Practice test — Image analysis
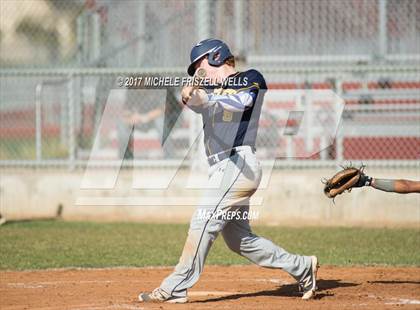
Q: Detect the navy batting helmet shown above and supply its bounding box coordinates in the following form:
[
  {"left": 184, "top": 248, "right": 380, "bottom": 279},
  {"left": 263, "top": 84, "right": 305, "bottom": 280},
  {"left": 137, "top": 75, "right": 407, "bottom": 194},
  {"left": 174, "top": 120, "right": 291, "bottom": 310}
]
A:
[{"left": 187, "top": 38, "right": 233, "bottom": 76}]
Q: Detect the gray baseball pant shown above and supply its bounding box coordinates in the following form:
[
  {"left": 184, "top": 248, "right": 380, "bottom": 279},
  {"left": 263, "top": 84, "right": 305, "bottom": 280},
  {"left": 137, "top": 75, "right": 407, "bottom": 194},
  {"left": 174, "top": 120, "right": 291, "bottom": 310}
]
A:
[{"left": 159, "top": 146, "right": 311, "bottom": 297}]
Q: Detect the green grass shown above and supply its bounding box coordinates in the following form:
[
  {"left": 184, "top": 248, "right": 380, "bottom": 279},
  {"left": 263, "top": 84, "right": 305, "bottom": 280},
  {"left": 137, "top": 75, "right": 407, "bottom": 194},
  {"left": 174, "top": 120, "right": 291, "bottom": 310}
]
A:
[
  {"left": 0, "top": 220, "right": 419, "bottom": 270},
  {"left": 0, "top": 137, "right": 69, "bottom": 160}
]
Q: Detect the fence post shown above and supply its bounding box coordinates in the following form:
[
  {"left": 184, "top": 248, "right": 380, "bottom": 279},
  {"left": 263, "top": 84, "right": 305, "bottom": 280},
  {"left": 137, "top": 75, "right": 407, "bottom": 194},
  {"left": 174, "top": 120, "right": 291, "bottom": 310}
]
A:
[
  {"left": 196, "top": 0, "right": 211, "bottom": 40},
  {"left": 35, "top": 83, "right": 43, "bottom": 164},
  {"left": 193, "top": 0, "right": 211, "bottom": 170},
  {"left": 378, "top": 0, "right": 388, "bottom": 59},
  {"left": 335, "top": 77, "right": 344, "bottom": 165},
  {"left": 234, "top": 0, "right": 244, "bottom": 55},
  {"left": 68, "top": 74, "right": 76, "bottom": 170},
  {"left": 76, "top": 13, "right": 84, "bottom": 65}
]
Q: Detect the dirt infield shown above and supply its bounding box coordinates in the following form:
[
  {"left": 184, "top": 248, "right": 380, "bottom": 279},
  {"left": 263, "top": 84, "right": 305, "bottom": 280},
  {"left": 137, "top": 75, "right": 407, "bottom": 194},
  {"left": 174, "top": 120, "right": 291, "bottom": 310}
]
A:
[{"left": 1, "top": 265, "right": 419, "bottom": 310}]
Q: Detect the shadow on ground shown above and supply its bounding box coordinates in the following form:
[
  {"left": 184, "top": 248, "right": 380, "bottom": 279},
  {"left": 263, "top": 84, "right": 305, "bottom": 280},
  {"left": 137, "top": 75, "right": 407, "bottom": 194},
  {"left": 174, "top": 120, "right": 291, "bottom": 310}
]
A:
[
  {"left": 194, "top": 279, "right": 359, "bottom": 303},
  {"left": 368, "top": 280, "right": 420, "bottom": 285}
]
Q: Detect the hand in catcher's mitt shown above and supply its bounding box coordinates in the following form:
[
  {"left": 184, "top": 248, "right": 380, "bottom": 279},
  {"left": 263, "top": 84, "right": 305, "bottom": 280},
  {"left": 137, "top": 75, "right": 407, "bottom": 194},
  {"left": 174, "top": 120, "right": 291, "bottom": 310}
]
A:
[{"left": 323, "top": 166, "right": 372, "bottom": 199}]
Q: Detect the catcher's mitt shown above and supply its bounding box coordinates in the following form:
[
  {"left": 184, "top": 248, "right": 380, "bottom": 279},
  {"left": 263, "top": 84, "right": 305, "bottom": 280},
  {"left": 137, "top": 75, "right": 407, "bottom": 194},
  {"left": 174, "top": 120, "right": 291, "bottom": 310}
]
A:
[{"left": 323, "top": 166, "right": 370, "bottom": 199}]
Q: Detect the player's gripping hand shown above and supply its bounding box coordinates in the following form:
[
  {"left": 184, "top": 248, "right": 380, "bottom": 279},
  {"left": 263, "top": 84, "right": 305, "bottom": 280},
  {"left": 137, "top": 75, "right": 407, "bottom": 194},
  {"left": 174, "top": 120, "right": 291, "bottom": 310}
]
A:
[
  {"left": 181, "top": 85, "right": 194, "bottom": 104},
  {"left": 182, "top": 68, "right": 207, "bottom": 105},
  {"left": 182, "top": 87, "right": 209, "bottom": 108},
  {"left": 188, "top": 89, "right": 209, "bottom": 107}
]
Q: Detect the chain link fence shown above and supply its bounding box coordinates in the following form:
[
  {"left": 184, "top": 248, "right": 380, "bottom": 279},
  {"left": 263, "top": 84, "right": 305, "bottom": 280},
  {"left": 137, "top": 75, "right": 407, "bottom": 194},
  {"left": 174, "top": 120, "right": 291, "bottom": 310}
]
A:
[{"left": 1, "top": 0, "right": 419, "bottom": 169}]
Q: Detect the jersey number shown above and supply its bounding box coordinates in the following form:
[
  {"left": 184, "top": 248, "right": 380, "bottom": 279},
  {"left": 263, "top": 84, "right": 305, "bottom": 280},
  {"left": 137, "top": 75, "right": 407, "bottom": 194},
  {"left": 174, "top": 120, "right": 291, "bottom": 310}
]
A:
[{"left": 223, "top": 110, "right": 233, "bottom": 122}]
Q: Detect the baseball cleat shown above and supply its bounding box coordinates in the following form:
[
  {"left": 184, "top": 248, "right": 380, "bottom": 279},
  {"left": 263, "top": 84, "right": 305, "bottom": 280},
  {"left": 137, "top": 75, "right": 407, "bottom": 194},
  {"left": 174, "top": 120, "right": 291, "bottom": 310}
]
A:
[
  {"left": 299, "top": 255, "right": 319, "bottom": 300},
  {"left": 138, "top": 288, "right": 188, "bottom": 303}
]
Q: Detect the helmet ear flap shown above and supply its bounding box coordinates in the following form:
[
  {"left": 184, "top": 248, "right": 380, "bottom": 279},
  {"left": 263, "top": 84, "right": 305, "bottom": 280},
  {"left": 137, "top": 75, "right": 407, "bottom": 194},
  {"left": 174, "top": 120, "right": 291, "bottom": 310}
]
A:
[{"left": 208, "top": 51, "right": 223, "bottom": 67}]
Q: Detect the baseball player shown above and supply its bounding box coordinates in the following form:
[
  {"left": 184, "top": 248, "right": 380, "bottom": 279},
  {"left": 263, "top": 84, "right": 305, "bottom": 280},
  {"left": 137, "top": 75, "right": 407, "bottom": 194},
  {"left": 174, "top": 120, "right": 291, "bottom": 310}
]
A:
[{"left": 138, "top": 38, "right": 318, "bottom": 303}]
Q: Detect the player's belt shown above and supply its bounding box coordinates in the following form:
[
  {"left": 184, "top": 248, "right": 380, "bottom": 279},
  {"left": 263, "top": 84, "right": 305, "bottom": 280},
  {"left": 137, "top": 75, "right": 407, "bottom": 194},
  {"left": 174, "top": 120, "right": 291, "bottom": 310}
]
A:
[{"left": 207, "top": 145, "right": 255, "bottom": 166}]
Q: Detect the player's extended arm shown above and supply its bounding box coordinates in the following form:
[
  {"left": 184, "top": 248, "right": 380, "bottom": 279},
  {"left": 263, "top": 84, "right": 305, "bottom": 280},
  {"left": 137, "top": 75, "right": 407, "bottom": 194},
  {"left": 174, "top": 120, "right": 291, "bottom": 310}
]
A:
[
  {"left": 354, "top": 174, "right": 420, "bottom": 194},
  {"left": 184, "top": 88, "right": 256, "bottom": 112},
  {"left": 207, "top": 91, "right": 256, "bottom": 112},
  {"left": 371, "top": 178, "right": 420, "bottom": 194}
]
